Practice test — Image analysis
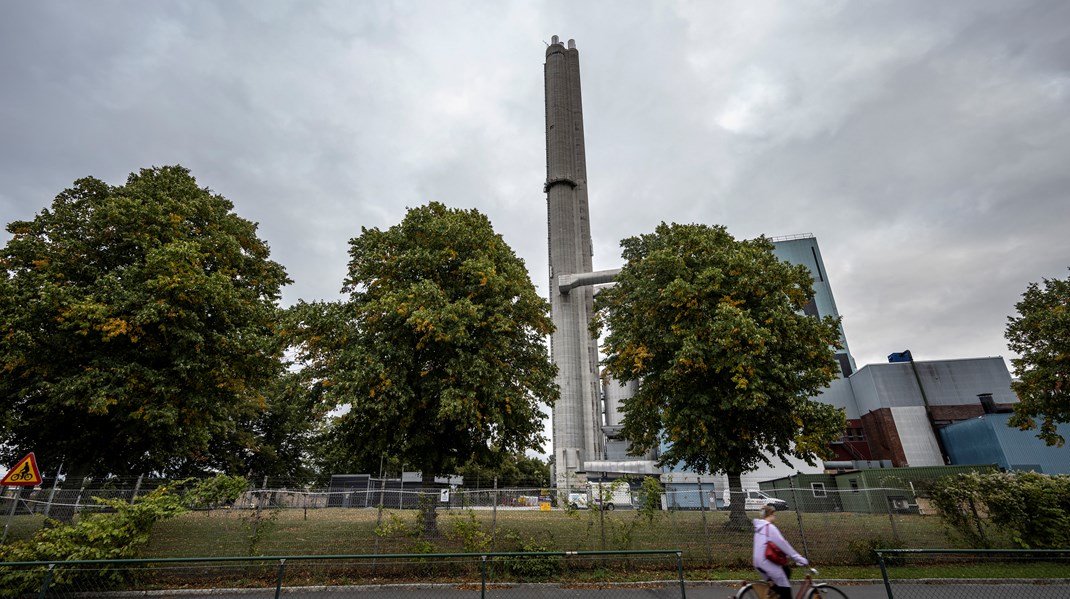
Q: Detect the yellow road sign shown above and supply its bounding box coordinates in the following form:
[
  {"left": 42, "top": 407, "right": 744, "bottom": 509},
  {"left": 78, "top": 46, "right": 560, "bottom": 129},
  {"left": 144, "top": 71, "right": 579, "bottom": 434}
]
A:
[{"left": 1, "top": 453, "right": 42, "bottom": 486}]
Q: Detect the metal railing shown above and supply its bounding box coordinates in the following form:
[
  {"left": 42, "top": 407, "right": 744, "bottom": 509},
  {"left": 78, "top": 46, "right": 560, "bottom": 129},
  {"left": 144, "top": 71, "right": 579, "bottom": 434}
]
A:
[
  {"left": 0, "top": 549, "right": 687, "bottom": 598},
  {"left": 875, "top": 549, "right": 1070, "bottom": 599}
]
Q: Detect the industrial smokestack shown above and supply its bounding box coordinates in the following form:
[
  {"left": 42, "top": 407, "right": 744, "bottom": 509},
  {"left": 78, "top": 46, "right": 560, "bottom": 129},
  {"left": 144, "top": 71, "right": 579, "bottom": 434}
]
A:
[{"left": 545, "top": 37, "right": 602, "bottom": 486}]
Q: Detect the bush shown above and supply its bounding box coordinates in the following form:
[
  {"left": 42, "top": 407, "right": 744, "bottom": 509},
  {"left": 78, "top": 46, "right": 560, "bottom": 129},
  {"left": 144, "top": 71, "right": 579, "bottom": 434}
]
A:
[
  {"left": 502, "top": 530, "right": 560, "bottom": 578},
  {"left": 930, "top": 471, "right": 1070, "bottom": 549},
  {"left": 374, "top": 511, "right": 439, "bottom": 554},
  {"left": 184, "top": 475, "right": 248, "bottom": 511},
  {"left": 445, "top": 509, "right": 492, "bottom": 553},
  {"left": 0, "top": 483, "right": 188, "bottom": 597}
]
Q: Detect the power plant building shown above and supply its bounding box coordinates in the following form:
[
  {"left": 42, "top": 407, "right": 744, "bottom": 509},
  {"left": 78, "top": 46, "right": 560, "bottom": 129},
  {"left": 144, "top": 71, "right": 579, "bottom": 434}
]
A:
[{"left": 541, "top": 36, "right": 1048, "bottom": 487}]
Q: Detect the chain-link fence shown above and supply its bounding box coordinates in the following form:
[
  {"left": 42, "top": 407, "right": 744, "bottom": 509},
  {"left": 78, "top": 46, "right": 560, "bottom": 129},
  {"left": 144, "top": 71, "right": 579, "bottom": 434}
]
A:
[
  {"left": 875, "top": 549, "right": 1070, "bottom": 599},
  {"left": 2, "top": 479, "right": 980, "bottom": 568},
  {"left": 0, "top": 550, "right": 687, "bottom": 598}
]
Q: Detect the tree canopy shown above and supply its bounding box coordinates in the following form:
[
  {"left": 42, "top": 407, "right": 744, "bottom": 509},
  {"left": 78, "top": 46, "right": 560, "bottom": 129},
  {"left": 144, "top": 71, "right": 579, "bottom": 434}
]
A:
[
  {"left": 210, "top": 370, "right": 328, "bottom": 481},
  {"left": 287, "top": 202, "right": 557, "bottom": 484},
  {"left": 1006, "top": 269, "right": 1070, "bottom": 447},
  {"left": 454, "top": 453, "right": 550, "bottom": 488},
  {"left": 0, "top": 166, "right": 291, "bottom": 477},
  {"left": 592, "top": 223, "right": 845, "bottom": 518}
]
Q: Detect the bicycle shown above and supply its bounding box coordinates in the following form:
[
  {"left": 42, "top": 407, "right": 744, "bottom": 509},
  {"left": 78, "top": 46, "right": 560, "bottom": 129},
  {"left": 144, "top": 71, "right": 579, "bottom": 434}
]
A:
[
  {"left": 734, "top": 567, "right": 848, "bottom": 599},
  {"left": 8, "top": 465, "right": 34, "bottom": 482}
]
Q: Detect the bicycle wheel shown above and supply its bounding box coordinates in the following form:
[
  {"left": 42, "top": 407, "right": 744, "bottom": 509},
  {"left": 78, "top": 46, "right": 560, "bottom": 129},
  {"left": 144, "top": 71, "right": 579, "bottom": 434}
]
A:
[
  {"left": 806, "top": 583, "right": 849, "bottom": 599},
  {"left": 736, "top": 582, "right": 768, "bottom": 599}
]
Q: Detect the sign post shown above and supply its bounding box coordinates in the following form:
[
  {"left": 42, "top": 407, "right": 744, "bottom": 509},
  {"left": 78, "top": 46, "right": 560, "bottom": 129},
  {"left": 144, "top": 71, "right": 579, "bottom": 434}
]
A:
[{"left": 1, "top": 452, "right": 43, "bottom": 544}]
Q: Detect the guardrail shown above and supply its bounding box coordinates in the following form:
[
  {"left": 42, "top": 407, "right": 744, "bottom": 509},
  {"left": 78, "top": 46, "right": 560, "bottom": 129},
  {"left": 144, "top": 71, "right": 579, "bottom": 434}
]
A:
[
  {"left": 875, "top": 549, "right": 1070, "bottom": 599},
  {"left": 0, "top": 549, "right": 687, "bottom": 598}
]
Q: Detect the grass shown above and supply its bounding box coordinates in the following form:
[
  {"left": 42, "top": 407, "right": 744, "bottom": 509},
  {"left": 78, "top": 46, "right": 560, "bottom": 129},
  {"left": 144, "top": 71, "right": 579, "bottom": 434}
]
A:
[
  {"left": 4, "top": 506, "right": 963, "bottom": 563},
  {"left": 7, "top": 506, "right": 1060, "bottom": 586},
  {"left": 133, "top": 506, "right": 962, "bottom": 565}
]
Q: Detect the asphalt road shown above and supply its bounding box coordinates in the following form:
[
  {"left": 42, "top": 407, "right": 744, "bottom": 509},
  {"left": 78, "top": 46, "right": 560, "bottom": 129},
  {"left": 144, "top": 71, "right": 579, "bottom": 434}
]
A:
[{"left": 115, "top": 580, "right": 1070, "bottom": 598}]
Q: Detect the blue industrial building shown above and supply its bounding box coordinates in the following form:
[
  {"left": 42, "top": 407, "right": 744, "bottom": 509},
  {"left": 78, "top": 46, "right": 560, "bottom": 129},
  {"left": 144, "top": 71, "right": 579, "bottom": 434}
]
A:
[{"left": 940, "top": 413, "right": 1070, "bottom": 475}]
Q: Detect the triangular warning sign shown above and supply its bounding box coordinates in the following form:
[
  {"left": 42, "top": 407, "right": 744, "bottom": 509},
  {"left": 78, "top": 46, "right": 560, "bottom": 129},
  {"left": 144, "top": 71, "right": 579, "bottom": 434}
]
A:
[{"left": 1, "top": 453, "right": 42, "bottom": 486}]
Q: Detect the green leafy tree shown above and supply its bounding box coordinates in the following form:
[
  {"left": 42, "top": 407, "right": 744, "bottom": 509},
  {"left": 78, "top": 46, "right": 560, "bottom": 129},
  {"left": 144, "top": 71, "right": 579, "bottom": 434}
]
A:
[
  {"left": 212, "top": 370, "right": 328, "bottom": 481},
  {"left": 0, "top": 166, "right": 291, "bottom": 478},
  {"left": 592, "top": 223, "right": 845, "bottom": 524},
  {"left": 288, "top": 202, "right": 557, "bottom": 529},
  {"left": 455, "top": 452, "right": 550, "bottom": 488},
  {"left": 1005, "top": 269, "right": 1070, "bottom": 446}
]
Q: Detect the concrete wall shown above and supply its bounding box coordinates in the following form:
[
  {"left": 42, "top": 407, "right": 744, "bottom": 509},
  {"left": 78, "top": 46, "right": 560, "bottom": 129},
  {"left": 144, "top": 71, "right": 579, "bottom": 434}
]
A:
[
  {"left": 772, "top": 236, "right": 857, "bottom": 377},
  {"left": 852, "top": 357, "right": 1015, "bottom": 415}
]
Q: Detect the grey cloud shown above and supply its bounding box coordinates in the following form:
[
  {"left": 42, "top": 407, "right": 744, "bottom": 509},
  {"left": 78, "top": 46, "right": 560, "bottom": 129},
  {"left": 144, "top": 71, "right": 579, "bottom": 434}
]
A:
[{"left": 2, "top": 0, "right": 1067, "bottom": 379}]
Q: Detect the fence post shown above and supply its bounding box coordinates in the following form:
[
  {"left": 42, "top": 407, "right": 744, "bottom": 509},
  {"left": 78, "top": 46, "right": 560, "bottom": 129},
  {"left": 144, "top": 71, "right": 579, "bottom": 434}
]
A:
[
  {"left": 1, "top": 489, "right": 17, "bottom": 544},
  {"left": 44, "top": 464, "right": 62, "bottom": 518},
  {"left": 274, "top": 558, "right": 287, "bottom": 599},
  {"left": 251, "top": 492, "right": 263, "bottom": 540},
  {"left": 491, "top": 477, "right": 498, "bottom": 549},
  {"left": 373, "top": 475, "right": 387, "bottom": 569},
  {"left": 886, "top": 496, "right": 901, "bottom": 544},
  {"left": 676, "top": 551, "right": 687, "bottom": 599},
  {"left": 74, "top": 476, "right": 90, "bottom": 517},
  {"left": 37, "top": 563, "right": 56, "bottom": 599},
  {"left": 130, "top": 474, "right": 144, "bottom": 503},
  {"left": 480, "top": 554, "right": 487, "bottom": 599},
  {"left": 697, "top": 479, "right": 711, "bottom": 564},
  {"left": 789, "top": 478, "right": 809, "bottom": 558},
  {"left": 599, "top": 472, "right": 607, "bottom": 551},
  {"left": 378, "top": 476, "right": 387, "bottom": 515},
  {"left": 876, "top": 551, "right": 894, "bottom": 599}
]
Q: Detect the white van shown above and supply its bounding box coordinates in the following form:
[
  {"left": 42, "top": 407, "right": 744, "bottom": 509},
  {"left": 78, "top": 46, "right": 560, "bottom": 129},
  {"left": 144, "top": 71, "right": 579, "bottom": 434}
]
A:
[
  {"left": 566, "top": 492, "right": 589, "bottom": 509},
  {"left": 589, "top": 481, "right": 634, "bottom": 510},
  {"left": 722, "top": 489, "right": 789, "bottom": 511}
]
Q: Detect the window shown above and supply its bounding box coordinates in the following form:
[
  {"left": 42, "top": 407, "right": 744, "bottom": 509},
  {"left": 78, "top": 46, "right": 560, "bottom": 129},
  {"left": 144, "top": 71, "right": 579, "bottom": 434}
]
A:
[
  {"left": 811, "top": 483, "right": 827, "bottom": 498},
  {"left": 845, "top": 427, "right": 866, "bottom": 441},
  {"left": 849, "top": 479, "right": 859, "bottom": 493}
]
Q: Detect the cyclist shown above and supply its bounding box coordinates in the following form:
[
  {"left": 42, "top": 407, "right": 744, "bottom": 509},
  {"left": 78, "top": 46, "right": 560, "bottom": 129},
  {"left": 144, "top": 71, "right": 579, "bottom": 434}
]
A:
[{"left": 753, "top": 504, "right": 808, "bottom": 599}]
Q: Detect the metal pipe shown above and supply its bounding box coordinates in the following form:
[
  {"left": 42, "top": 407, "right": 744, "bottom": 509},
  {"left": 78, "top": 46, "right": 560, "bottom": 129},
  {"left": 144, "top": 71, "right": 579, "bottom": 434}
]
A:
[{"left": 557, "top": 269, "right": 620, "bottom": 294}]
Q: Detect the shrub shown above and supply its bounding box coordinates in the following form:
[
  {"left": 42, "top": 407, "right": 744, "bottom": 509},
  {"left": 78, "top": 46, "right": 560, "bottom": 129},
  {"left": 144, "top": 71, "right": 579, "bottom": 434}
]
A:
[
  {"left": 374, "top": 511, "right": 439, "bottom": 554},
  {"left": 445, "top": 509, "right": 492, "bottom": 553},
  {"left": 184, "top": 475, "right": 248, "bottom": 511},
  {"left": 929, "top": 471, "right": 1070, "bottom": 549},
  {"left": 502, "top": 530, "right": 560, "bottom": 578},
  {"left": 0, "top": 483, "right": 187, "bottom": 597}
]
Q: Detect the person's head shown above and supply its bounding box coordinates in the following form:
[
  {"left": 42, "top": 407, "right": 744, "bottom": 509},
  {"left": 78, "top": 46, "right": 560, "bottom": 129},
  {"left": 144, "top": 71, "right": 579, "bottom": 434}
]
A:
[{"left": 760, "top": 505, "right": 777, "bottom": 521}]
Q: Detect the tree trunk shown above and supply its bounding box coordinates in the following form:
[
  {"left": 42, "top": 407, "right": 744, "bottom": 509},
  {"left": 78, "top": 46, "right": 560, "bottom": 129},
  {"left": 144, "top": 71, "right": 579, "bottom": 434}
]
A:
[{"left": 726, "top": 471, "right": 750, "bottom": 529}]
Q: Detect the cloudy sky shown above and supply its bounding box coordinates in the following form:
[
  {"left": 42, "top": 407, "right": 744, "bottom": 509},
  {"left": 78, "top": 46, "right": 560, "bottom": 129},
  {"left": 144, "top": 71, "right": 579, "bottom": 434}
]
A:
[{"left": 3, "top": 0, "right": 1068, "bottom": 378}]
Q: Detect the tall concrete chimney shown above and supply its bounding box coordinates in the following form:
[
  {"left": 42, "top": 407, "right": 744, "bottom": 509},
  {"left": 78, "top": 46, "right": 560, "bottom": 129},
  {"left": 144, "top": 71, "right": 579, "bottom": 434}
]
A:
[{"left": 544, "top": 36, "right": 603, "bottom": 484}]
